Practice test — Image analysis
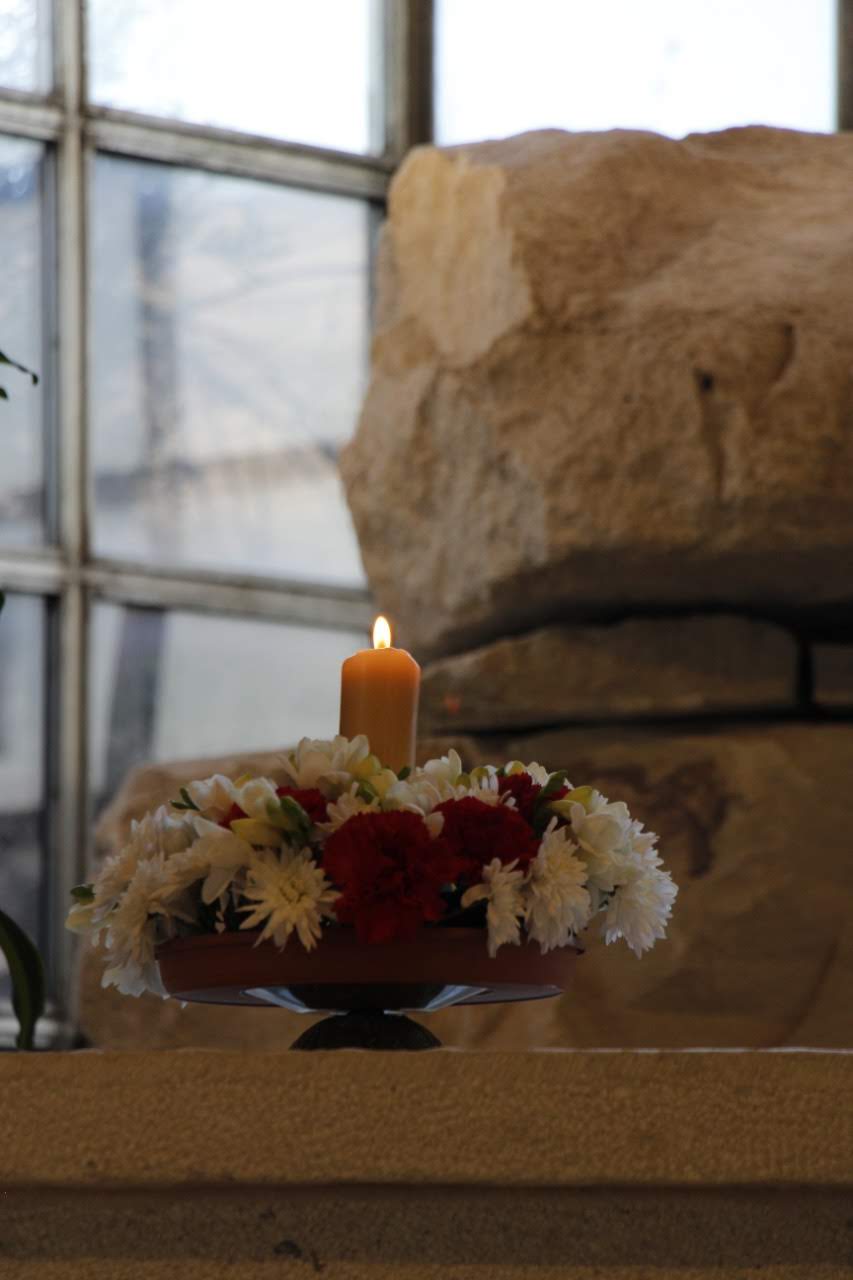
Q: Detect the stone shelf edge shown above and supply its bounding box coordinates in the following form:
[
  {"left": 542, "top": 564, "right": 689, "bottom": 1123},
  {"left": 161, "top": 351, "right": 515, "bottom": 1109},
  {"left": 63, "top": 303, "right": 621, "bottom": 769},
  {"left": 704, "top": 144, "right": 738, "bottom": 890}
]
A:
[{"left": 2, "top": 1049, "right": 851, "bottom": 1191}]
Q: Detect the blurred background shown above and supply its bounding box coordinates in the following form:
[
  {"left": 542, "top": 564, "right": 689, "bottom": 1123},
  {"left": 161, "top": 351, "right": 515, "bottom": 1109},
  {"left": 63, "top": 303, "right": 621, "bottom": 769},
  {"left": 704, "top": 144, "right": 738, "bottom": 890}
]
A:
[{"left": 0, "top": 0, "right": 843, "bottom": 1045}]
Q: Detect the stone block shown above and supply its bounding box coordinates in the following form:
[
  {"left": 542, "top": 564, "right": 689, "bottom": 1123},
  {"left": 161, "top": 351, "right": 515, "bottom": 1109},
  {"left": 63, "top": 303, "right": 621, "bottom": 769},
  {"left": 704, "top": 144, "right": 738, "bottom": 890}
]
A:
[
  {"left": 813, "top": 643, "right": 853, "bottom": 708},
  {"left": 421, "top": 614, "right": 796, "bottom": 731},
  {"left": 342, "top": 127, "right": 853, "bottom": 657}
]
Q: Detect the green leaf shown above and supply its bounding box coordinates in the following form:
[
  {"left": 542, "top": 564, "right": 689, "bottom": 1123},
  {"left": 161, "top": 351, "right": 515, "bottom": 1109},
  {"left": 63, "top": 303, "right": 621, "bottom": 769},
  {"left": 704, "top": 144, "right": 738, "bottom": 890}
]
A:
[
  {"left": 356, "top": 779, "right": 378, "bottom": 804},
  {"left": 277, "top": 794, "right": 313, "bottom": 845},
  {"left": 0, "top": 387, "right": 8, "bottom": 400},
  {"left": 0, "top": 348, "right": 38, "bottom": 385},
  {"left": 171, "top": 786, "right": 200, "bottom": 811},
  {"left": 0, "top": 907, "right": 45, "bottom": 1050},
  {"left": 70, "top": 883, "right": 95, "bottom": 903},
  {"left": 397, "top": 765, "right": 411, "bottom": 781},
  {"left": 539, "top": 769, "right": 569, "bottom": 801}
]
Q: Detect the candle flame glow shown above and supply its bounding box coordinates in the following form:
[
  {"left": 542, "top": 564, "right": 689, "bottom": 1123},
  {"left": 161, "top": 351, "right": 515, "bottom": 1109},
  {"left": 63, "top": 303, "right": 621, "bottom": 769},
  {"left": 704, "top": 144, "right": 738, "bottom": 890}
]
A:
[{"left": 373, "top": 615, "right": 392, "bottom": 649}]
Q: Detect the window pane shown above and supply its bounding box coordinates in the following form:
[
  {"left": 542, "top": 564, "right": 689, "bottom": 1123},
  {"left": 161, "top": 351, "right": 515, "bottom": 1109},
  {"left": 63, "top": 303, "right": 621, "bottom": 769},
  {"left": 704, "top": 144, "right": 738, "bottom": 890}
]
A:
[
  {"left": 437, "top": 0, "right": 836, "bottom": 143},
  {"left": 89, "top": 156, "right": 369, "bottom": 586},
  {"left": 0, "top": 136, "right": 46, "bottom": 548},
  {"left": 90, "top": 601, "right": 365, "bottom": 811},
  {"left": 88, "top": 0, "right": 381, "bottom": 154},
  {"left": 0, "top": 593, "right": 45, "bottom": 1002},
  {"left": 0, "top": 0, "right": 51, "bottom": 93}
]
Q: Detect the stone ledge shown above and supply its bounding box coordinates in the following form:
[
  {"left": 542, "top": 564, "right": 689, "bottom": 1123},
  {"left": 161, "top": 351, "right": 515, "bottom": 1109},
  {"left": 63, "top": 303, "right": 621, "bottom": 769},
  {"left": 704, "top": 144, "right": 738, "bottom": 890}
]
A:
[{"left": 2, "top": 1050, "right": 851, "bottom": 1191}]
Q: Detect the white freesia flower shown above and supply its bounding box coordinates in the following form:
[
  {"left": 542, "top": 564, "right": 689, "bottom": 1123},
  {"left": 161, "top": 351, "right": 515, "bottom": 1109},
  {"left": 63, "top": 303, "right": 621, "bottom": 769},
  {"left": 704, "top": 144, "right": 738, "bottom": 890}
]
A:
[
  {"left": 164, "top": 829, "right": 254, "bottom": 905},
  {"left": 568, "top": 792, "right": 633, "bottom": 892},
  {"left": 503, "top": 760, "right": 552, "bottom": 787},
  {"left": 525, "top": 824, "right": 592, "bottom": 953},
  {"left": 461, "top": 857, "right": 526, "bottom": 957},
  {"left": 232, "top": 776, "right": 279, "bottom": 821},
  {"left": 240, "top": 849, "right": 340, "bottom": 950},
  {"left": 184, "top": 774, "right": 237, "bottom": 822},
  {"left": 421, "top": 749, "right": 465, "bottom": 788},
  {"left": 603, "top": 854, "right": 678, "bottom": 957},
  {"left": 320, "top": 783, "right": 380, "bottom": 831},
  {"left": 280, "top": 734, "right": 371, "bottom": 792}
]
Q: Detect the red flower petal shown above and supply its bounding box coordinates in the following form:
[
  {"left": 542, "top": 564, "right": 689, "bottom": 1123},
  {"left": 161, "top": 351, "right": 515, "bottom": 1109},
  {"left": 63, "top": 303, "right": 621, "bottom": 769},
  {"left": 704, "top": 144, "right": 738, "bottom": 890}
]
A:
[
  {"left": 324, "top": 811, "right": 456, "bottom": 944},
  {"left": 435, "top": 796, "right": 539, "bottom": 883}
]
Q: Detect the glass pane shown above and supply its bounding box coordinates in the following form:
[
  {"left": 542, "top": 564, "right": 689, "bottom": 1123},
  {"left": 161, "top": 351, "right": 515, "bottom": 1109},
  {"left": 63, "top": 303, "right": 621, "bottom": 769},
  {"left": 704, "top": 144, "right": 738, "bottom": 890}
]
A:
[
  {"left": 89, "top": 156, "right": 369, "bottom": 586},
  {"left": 0, "top": 593, "right": 45, "bottom": 1002},
  {"left": 90, "top": 601, "right": 366, "bottom": 811},
  {"left": 0, "top": 136, "right": 46, "bottom": 547},
  {"left": 0, "top": 0, "right": 51, "bottom": 93},
  {"left": 437, "top": 0, "right": 836, "bottom": 143},
  {"left": 88, "top": 0, "right": 381, "bottom": 154}
]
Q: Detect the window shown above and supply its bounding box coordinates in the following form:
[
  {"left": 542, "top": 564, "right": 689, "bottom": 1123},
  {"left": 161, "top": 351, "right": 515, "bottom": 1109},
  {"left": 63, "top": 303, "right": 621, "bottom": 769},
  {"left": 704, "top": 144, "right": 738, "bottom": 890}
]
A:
[
  {"left": 0, "top": 0, "right": 845, "bottom": 1044},
  {"left": 0, "top": 0, "right": 434, "bottom": 1046},
  {"left": 436, "top": 0, "right": 838, "bottom": 142}
]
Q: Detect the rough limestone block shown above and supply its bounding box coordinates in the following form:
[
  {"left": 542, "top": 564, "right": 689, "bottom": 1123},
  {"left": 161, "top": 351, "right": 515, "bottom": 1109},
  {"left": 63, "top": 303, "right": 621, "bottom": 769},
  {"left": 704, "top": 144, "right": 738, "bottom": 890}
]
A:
[
  {"left": 421, "top": 614, "right": 796, "bottom": 731},
  {"left": 813, "top": 643, "right": 853, "bottom": 708},
  {"left": 78, "top": 726, "right": 853, "bottom": 1051},
  {"left": 342, "top": 127, "right": 853, "bottom": 657}
]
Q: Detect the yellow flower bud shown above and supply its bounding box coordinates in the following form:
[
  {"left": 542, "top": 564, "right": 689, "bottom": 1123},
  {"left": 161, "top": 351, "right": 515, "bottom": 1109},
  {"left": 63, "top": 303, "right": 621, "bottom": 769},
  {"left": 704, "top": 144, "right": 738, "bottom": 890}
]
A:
[{"left": 230, "top": 818, "right": 284, "bottom": 847}]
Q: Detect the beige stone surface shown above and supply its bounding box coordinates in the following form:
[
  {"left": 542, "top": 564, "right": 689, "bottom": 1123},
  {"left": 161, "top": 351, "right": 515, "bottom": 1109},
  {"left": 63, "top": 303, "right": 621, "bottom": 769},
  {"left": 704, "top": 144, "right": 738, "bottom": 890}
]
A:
[
  {"left": 3, "top": 1050, "right": 851, "bottom": 1188},
  {"left": 420, "top": 614, "right": 796, "bottom": 731},
  {"left": 343, "top": 127, "right": 853, "bottom": 657},
  {"left": 813, "top": 643, "right": 853, "bottom": 709},
  {"left": 77, "top": 725, "right": 853, "bottom": 1052}
]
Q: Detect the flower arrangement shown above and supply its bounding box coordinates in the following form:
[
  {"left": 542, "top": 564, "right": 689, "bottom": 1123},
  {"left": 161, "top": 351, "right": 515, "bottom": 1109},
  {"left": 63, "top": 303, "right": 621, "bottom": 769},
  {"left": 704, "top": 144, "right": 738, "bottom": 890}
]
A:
[{"left": 67, "top": 736, "right": 678, "bottom": 999}]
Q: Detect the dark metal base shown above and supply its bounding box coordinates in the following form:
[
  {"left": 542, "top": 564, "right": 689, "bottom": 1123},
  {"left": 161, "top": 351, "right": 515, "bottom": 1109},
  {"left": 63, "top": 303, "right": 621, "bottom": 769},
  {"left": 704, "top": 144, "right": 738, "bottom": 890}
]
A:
[{"left": 290, "top": 1010, "right": 443, "bottom": 1051}]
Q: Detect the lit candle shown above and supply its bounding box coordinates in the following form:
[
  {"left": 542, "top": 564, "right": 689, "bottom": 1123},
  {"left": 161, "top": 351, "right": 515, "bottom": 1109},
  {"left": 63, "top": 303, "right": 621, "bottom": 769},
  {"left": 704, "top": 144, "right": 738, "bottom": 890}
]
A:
[{"left": 339, "top": 616, "right": 421, "bottom": 774}]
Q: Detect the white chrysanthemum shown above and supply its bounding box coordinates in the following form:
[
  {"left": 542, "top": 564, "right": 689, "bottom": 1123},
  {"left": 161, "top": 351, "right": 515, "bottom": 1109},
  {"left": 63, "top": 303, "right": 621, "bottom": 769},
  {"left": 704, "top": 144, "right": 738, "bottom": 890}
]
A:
[
  {"left": 84, "top": 805, "right": 195, "bottom": 935},
  {"left": 320, "top": 783, "right": 380, "bottom": 831},
  {"left": 603, "top": 858, "right": 678, "bottom": 957},
  {"left": 461, "top": 857, "right": 526, "bottom": 957},
  {"left": 100, "top": 857, "right": 183, "bottom": 997},
  {"left": 525, "top": 824, "right": 592, "bottom": 953},
  {"left": 280, "top": 734, "right": 371, "bottom": 792},
  {"left": 164, "top": 829, "right": 254, "bottom": 905},
  {"left": 239, "top": 849, "right": 340, "bottom": 950},
  {"left": 232, "top": 776, "right": 279, "bottom": 821},
  {"left": 184, "top": 774, "right": 238, "bottom": 822}
]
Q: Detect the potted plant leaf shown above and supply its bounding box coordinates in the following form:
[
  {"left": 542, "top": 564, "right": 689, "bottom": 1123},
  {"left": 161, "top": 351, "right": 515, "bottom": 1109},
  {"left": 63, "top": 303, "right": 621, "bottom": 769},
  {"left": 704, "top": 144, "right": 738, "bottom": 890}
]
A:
[{"left": 1, "top": 352, "right": 44, "bottom": 1049}]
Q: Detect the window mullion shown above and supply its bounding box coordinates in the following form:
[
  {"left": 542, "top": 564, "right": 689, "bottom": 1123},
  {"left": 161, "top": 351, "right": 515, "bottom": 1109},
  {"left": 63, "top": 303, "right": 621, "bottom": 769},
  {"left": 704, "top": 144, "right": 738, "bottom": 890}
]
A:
[
  {"left": 383, "top": 0, "right": 434, "bottom": 163},
  {"left": 840, "top": 0, "right": 853, "bottom": 129},
  {"left": 48, "top": 0, "right": 89, "bottom": 1029}
]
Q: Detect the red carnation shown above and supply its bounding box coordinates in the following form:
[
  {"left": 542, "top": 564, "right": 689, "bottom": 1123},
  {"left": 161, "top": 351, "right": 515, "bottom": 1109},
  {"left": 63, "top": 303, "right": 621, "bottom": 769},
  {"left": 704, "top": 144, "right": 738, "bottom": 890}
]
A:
[
  {"left": 323, "top": 811, "right": 457, "bottom": 944},
  {"left": 276, "top": 785, "right": 329, "bottom": 825},
  {"left": 435, "top": 796, "right": 539, "bottom": 883},
  {"left": 498, "top": 772, "right": 568, "bottom": 824}
]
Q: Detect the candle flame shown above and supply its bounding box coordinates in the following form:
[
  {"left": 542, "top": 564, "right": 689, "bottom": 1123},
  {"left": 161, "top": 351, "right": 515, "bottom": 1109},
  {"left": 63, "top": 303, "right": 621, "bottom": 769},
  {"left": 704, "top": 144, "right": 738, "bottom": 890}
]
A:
[{"left": 373, "top": 615, "right": 392, "bottom": 649}]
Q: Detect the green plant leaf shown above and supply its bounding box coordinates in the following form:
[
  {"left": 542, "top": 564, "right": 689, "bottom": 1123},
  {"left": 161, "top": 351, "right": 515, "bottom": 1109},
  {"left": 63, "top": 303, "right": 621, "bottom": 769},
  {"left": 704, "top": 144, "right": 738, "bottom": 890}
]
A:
[
  {"left": 397, "top": 765, "right": 411, "bottom": 781},
  {"left": 0, "top": 348, "right": 38, "bottom": 385},
  {"left": 171, "top": 785, "right": 200, "bottom": 812},
  {"left": 0, "top": 907, "right": 46, "bottom": 1050}
]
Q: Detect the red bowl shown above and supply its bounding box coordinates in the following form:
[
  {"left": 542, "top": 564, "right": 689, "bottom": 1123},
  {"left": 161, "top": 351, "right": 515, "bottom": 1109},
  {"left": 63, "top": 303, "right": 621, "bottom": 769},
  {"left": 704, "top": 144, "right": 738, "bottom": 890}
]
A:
[{"left": 157, "top": 927, "right": 579, "bottom": 1013}]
